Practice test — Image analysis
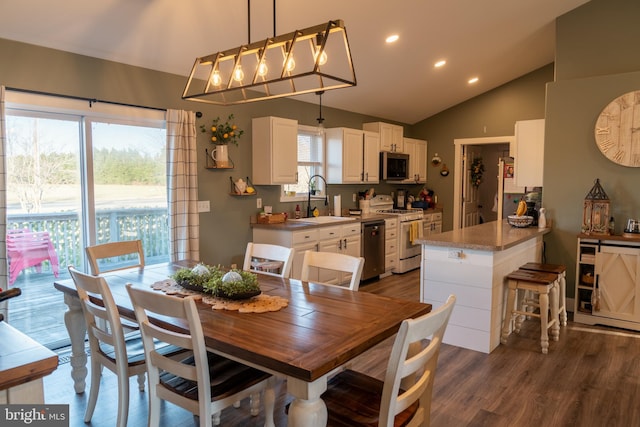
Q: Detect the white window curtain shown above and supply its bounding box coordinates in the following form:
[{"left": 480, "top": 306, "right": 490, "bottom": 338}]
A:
[
  {"left": 167, "top": 109, "right": 200, "bottom": 262},
  {"left": 0, "top": 86, "right": 9, "bottom": 320}
]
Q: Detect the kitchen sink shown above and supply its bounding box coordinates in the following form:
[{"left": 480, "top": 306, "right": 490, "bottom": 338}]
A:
[{"left": 288, "top": 216, "right": 357, "bottom": 224}]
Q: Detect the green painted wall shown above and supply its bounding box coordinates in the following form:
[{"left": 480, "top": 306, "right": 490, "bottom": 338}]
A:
[
  {"left": 410, "top": 64, "right": 553, "bottom": 231},
  {"left": 545, "top": 0, "right": 640, "bottom": 297},
  {"left": 0, "top": 37, "right": 411, "bottom": 267}
]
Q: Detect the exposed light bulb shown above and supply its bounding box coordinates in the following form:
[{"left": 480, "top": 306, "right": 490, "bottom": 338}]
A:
[
  {"left": 468, "top": 77, "right": 479, "bottom": 84},
  {"left": 210, "top": 70, "right": 222, "bottom": 86},
  {"left": 284, "top": 57, "right": 296, "bottom": 72},
  {"left": 233, "top": 66, "right": 244, "bottom": 82},
  {"left": 315, "top": 48, "right": 328, "bottom": 66},
  {"left": 257, "top": 61, "right": 268, "bottom": 77}
]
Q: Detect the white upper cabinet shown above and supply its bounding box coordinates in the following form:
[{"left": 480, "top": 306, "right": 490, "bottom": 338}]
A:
[
  {"left": 363, "top": 131, "right": 380, "bottom": 183},
  {"left": 402, "top": 137, "right": 427, "bottom": 184},
  {"left": 326, "top": 127, "right": 380, "bottom": 184},
  {"left": 363, "top": 122, "right": 403, "bottom": 152},
  {"left": 514, "top": 119, "right": 544, "bottom": 188},
  {"left": 252, "top": 116, "right": 298, "bottom": 185}
]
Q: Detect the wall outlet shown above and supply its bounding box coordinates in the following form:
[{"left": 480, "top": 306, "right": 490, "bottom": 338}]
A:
[
  {"left": 257, "top": 198, "right": 262, "bottom": 209},
  {"left": 197, "top": 200, "right": 210, "bottom": 212}
]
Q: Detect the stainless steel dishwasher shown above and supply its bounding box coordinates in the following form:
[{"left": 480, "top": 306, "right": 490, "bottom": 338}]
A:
[{"left": 361, "top": 219, "right": 385, "bottom": 281}]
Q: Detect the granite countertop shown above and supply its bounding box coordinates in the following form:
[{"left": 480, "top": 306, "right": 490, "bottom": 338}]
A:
[
  {"left": 417, "top": 219, "right": 550, "bottom": 251},
  {"left": 250, "top": 213, "right": 390, "bottom": 230}
]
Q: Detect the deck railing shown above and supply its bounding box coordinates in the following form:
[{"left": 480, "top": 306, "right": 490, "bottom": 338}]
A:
[{"left": 8, "top": 208, "right": 170, "bottom": 271}]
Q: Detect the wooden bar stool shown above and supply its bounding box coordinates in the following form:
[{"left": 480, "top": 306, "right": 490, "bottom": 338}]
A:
[
  {"left": 501, "top": 269, "right": 560, "bottom": 354},
  {"left": 519, "top": 262, "right": 567, "bottom": 326}
]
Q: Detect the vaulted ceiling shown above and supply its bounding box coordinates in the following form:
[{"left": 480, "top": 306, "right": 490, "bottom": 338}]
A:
[{"left": 0, "top": 0, "right": 590, "bottom": 124}]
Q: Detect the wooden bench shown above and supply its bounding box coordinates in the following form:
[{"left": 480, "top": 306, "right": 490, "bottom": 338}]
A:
[{"left": 0, "top": 322, "right": 58, "bottom": 403}]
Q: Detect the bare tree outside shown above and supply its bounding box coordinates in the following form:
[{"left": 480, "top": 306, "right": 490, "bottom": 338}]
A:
[{"left": 6, "top": 116, "right": 76, "bottom": 213}]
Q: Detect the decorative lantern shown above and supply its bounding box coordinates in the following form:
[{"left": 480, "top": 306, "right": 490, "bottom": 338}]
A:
[{"left": 582, "top": 178, "right": 610, "bottom": 235}]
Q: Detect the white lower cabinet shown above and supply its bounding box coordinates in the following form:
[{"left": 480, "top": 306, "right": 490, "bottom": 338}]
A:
[
  {"left": 316, "top": 224, "right": 361, "bottom": 285},
  {"left": 252, "top": 228, "right": 318, "bottom": 280},
  {"left": 575, "top": 237, "right": 640, "bottom": 330},
  {"left": 252, "top": 223, "right": 361, "bottom": 284},
  {"left": 384, "top": 218, "right": 398, "bottom": 274},
  {"left": 422, "top": 212, "right": 442, "bottom": 236}
]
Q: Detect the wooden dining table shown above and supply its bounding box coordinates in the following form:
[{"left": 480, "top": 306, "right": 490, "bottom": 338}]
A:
[{"left": 54, "top": 261, "right": 431, "bottom": 427}]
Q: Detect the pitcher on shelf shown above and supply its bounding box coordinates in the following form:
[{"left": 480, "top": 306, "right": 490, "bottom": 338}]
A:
[{"left": 211, "top": 145, "right": 230, "bottom": 168}]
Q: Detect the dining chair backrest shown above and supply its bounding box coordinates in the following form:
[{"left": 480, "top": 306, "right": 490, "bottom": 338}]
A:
[
  {"left": 86, "top": 240, "right": 145, "bottom": 275},
  {"left": 126, "top": 285, "right": 272, "bottom": 426},
  {"left": 300, "top": 250, "right": 365, "bottom": 291},
  {"left": 380, "top": 294, "right": 456, "bottom": 426},
  {"left": 243, "top": 242, "right": 294, "bottom": 278},
  {"left": 68, "top": 265, "right": 147, "bottom": 427},
  {"left": 321, "top": 294, "right": 456, "bottom": 427}
]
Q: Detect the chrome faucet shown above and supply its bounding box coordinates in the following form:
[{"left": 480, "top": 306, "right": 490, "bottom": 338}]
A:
[{"left": 307, "top": 174, "right": 329, "bottom": 218}]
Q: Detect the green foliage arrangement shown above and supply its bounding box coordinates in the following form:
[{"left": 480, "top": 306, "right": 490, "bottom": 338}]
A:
[
  {"left": 200, "top": 114, "right": 244, "bottom": 146},
  {"left": 471, "top": 157, "right": 484, "bottom": 187},
  {"left": 172, "top": 264, "right": 260, "bottom": 299}
]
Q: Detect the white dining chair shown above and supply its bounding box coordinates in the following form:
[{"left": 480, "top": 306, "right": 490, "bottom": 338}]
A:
[
  {"left": 243, "top": 242, "right": 294, "bottom": 278},
  {"left": 300, "top": 250, "right": 365, "bottom": 291},
  {"left": 68, "top": 266, "right": 186, "bottom": 427},
  {"left": 86, "top": 240, "right": 145, "bottom": 275},
  {"left": 321, "top": 294, "right": 456, "bottom": 427},
  {"left": 126, "top": 284, "right": 274, "bottom": 427}
]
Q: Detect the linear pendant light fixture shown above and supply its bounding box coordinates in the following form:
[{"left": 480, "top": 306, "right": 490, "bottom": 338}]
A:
[{"left": 182, "top": 1, "right": 356, "bottom": 105}]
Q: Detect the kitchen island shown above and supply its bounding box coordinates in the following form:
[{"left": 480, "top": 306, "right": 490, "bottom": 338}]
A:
[{"left": 417, "top": 220, "right": 550, "bottom": 353}]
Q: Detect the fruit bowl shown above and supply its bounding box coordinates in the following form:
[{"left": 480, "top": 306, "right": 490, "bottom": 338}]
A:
[{"left": 507, "top": 215, "right": 534, "bottom": 228}]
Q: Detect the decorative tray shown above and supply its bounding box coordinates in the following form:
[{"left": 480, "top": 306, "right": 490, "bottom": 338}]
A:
[{"left": 172, "top": 264, "right": 261, "bottom": 300}]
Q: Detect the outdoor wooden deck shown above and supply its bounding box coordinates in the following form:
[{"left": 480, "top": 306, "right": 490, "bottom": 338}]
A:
[{"left": 5, "top": 270, "right": 71, "bottom": 349}]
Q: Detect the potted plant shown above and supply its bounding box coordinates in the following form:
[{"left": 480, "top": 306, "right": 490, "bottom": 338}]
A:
[{"left": 201, "top": 114, "right": 244, "bottom": 167}]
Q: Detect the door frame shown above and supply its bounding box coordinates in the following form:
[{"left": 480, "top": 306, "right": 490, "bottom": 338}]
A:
[{"left": 453, "top": 136, "right": 515, "bottom": 230}]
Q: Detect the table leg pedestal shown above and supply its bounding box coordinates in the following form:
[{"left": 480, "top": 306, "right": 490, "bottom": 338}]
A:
[
  {"left": 287, "top": 377, "right": 328, "bottom": 427},
  {"left": 63, "top": 293, "right": 87, "bottom": 394}
]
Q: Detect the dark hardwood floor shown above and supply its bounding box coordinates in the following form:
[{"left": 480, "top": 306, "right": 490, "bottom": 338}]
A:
[{"left": 43, "top": 269, "right": 640, "bottom": 426}]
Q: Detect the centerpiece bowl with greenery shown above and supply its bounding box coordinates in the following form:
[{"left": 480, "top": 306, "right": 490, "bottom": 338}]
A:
[{"left": 172, "top": 264, "right": 261, "bottom": 300}]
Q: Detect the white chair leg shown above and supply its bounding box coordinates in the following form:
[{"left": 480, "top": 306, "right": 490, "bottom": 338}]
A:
[
  {"left": 148, "top": 390, "right": 161, "bottom": 427},
  {"left": 84, "top": 359, "right": 102, "bottom": 422},
  {"left": 249, "top": 391, "right": 261, "bottom": 416},
  {"left": 116, "top": 369, "right": 130, "bottom": 427},
  {"left": 212, "top": 411, "right": 221, "bottom": 426},
  {"left": 264, "top": 377, "right": 276, "bottom": 427},
  {"left": 137, "top": 372, "right": 145, "bottom": 391}
]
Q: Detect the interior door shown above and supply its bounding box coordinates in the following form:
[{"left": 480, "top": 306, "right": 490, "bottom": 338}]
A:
[{"left": 462, "top": 146, "right": 481, "bottom": 227}]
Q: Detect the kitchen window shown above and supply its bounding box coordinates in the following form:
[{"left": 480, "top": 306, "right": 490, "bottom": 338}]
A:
[{"left": 281, "top": 125, "right": 324, "bottom": 201}]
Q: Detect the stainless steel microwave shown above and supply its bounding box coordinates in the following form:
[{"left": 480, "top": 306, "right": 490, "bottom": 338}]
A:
[{"left": 380, "top": 152, "right": 409, "bottom": 180}]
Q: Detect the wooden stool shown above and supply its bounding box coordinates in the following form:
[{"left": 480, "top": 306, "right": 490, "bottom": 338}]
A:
[
  {"left": 519, "top": 262, "right": 567, "bottom": 326},
  {"left": 501, "top": 270, "right": 560, "bottom": 354}
]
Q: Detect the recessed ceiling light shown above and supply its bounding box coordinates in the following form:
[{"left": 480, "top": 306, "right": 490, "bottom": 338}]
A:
[
  {"left": 385, "top": 34, "right": 399, "bottom": 43},
  {"left": 434, "top": 60, "right": 446, "bottom": 68},
  {"left": 468, "top": 77, "right": 479, "bottom": 84}
]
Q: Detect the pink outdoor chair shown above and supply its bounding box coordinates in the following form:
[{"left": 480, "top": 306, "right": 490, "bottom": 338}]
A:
[{"left": 7, "top": 228, "right": 60, "bottom": 285}]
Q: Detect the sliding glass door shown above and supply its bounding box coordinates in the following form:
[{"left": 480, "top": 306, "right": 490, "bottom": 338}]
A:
[{"left": 5, "top": 98, "right": 167, "bottom": 349}]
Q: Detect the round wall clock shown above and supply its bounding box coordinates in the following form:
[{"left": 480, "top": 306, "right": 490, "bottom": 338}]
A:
[{"left": 594, "top": 90, "right": 640, "bottom": 167}]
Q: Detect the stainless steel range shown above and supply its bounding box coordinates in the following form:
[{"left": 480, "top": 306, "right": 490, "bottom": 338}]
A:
[{"left": 370, "top": 195, "right": 424, "bottom": 273}]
